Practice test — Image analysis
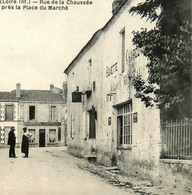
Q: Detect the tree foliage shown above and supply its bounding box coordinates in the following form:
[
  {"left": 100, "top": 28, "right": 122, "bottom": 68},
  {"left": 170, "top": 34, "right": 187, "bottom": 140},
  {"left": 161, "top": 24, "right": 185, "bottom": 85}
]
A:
[{"left": 129, "top": 0, "right": 192, "bottom": 119}]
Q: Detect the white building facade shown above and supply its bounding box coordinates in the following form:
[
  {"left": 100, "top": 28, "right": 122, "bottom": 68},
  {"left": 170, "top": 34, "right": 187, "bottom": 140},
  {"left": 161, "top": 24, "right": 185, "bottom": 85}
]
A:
[
  {"left": 0, "top": 83, "right": 67, "bottom": 148},
  {"left": 65, "top": 0, "right": 161, "bottom": 180}
]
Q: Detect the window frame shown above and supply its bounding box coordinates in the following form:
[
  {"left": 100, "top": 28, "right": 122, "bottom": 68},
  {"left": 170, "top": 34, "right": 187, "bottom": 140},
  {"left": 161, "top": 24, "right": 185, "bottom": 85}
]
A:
[
  {"left": 120, "top": 28, "right": 126, "bottom": 73},
  {"left": 29, "top": 105, "right": 35, "bottom": 121},
  {"left": 58, "top": 127, "right": 61, "bottom": 141},
  {"left": 28, "top": 129, "right": 36, "bottom": 143},
  {"left": 49, "top": 129, "right": 56, "bottom": 143},
  {"left": 88, "top": 108, "right": 97, "bottom": 139},
  {"left": 50, "top": 106, "right": 56, "bottom": 121},
  {"left": 117, "top": 101, "right": 133, "bottom": 147},
  {"left": 5, "top": 105, "right": 14, "bottom": 121}
]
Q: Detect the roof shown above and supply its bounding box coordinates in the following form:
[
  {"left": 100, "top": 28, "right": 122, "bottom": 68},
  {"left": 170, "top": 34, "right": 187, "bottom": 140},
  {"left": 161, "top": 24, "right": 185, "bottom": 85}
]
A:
[
  {"left": 64, "top": 0, "right": 131, "bottom": 75},
  {"left": 0, "top": 90, "right": 65, "bottom": 102},
  {"left": 0, "top": 92, "right": 18, "bottom": 101}
]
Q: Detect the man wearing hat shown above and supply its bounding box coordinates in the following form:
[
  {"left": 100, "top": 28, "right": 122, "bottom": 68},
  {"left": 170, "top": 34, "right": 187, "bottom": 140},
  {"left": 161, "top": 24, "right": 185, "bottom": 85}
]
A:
[
  {"left": 7, "top": 127, "right": 17, "bottom": 158},
  {"left": 21, "top": 127, "right": 32, "bottom": 158}
]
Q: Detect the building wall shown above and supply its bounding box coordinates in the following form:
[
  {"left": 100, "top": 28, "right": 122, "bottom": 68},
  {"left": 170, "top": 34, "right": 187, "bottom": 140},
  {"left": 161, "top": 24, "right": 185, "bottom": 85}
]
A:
[
  {"left": 19, "top": 101, "right": 66, "bottom": 147},
  {"left": 0, "top": 102, "right": 19, "bottom": 147},
  {"left": 67, "top": 34, "right": 104, "bottom": 157},
  {"left": 66, "top": 0, "right": 160, "bottom": 180},
  {"left": 99, "top": 0, "right": 160, "bottom": 178},
  {"left": 0, "top": 100, "right": 66, "bottom": 148},
  {"left": 22, "top": 102, "right": 64, "bottom": 122}
]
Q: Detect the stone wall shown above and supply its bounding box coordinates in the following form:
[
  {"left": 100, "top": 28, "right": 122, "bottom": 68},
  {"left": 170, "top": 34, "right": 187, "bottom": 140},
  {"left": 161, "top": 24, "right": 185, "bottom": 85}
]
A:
[{"left": 159, "top": 159, "right": 192, "bottom": 192}]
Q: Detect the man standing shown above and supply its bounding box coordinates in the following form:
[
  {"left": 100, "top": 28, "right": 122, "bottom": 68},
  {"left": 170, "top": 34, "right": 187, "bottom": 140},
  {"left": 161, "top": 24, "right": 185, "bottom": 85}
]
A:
[
  {"left": 7, "top": 127, "right": 17, "bottom": 158},
  {"left": 21, "top": 127, "right": 32, "bottom": 158}
]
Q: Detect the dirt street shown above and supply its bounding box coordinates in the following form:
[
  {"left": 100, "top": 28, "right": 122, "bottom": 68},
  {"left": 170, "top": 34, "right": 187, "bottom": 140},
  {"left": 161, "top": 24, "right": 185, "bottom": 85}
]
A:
[
  {"left": 0, "top": 147, "right": 133, "bottom": 195},
  {"left": 0, "top": 147, "right": 190, "bottom": 195}
]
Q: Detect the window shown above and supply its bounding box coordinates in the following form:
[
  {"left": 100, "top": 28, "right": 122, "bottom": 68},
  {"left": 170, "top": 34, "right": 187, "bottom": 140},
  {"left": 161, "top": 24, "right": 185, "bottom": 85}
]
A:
[
  {"left": 106, "top": 95, "right": 113, "bottom": 102},
  {"left": 120, "top": 29, "right": 125, "bottom": 73},
  {"left": 28, "top": 129, "right": 35, "bottom": 143},
  {"left": 93, "top": 81, "right": 96, "bottom": 91},
  {"left": 5, "top": 105, "right": 14, "bottom": 121},
  {"left": 50, "top": 106, "right": 56, "bottom": 121},
  {"left": 108, "top": 117, "right": 111, "bottom": 125},
  {"left": 29, "top": 106, "right": 35, "bottom": 120},
  {"left": 117, "top": 101, "right": 133, "bottom": 146},
  {"left": 71, "top": 115, "right": 75, "bottom": 139},
  {"left": 49, "top": 129, "right": 56, "bottom": 143},
  {"left": 58, "top": 127, "right": 61, "bottom": 141},
  {"left": 89, "top": 106, "right": 97, "bottom": 139}
]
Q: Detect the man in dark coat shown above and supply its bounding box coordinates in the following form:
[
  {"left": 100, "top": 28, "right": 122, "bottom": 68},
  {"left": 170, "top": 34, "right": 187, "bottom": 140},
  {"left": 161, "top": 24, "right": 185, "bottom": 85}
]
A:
[
  {"left": 7, "top": 127, "right": 17, "bottom": 158},
  {"left": 21, "top": 127, "right": 31, "bottom": 158}
]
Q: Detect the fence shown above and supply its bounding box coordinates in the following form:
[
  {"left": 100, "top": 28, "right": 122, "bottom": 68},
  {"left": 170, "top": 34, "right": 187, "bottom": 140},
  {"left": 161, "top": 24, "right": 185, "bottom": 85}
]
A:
[{"left": 161, "top": 120, "right": 192, "bottom": 160}]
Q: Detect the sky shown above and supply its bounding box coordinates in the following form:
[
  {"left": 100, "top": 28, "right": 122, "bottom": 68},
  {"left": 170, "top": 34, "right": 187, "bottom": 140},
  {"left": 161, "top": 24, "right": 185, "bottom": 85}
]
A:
[{"left": 0, "top": 0, "right": 114, "bottom": 91}]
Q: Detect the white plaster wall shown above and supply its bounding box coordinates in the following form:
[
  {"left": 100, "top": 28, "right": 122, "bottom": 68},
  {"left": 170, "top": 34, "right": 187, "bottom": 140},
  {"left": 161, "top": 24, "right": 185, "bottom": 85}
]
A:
[
  {"left": 66, "top": 0, "right": 161, "bottom": 175},
  {"left": 100, "top": 0, "right": 160, "bottom": 170},
  {"left": 67, "top": 34, "right": 104, "bottom": 156},
  {"left": 22, "top": 102, "right": 64, "bottom": 122}
]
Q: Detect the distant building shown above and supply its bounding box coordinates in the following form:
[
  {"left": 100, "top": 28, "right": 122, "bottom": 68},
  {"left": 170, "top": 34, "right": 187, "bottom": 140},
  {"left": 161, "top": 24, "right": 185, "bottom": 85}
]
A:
[{"left": 0, "top": 83, "right": 67, "bottom": 148}]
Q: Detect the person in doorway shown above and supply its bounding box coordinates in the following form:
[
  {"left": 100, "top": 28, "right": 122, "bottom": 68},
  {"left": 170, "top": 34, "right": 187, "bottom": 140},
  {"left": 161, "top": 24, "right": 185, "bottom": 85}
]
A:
[
  {"left": 7, "top": 127, "right": 17, "bottom": 158},
  {"left": 21, "top": 127, "right": 32, "bottom": 158}
]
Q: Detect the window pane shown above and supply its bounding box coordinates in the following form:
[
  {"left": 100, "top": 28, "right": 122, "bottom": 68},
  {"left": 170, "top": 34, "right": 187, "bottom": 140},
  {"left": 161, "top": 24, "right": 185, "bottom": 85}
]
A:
[
  {"left": 29, "top": 106, "right": 35, "bottom": 120},
  {"left": 51, "top": 106, "right": 56, "bottom": 121},
  {"left": 89, "top": 110, "right": 96, "bottom": 139},
  {"left": 29, "top": 129, "right": 35, "bottom": 143},
  {"left": 117, "top": 102, "right": 133, "bottom": 146},
  {"left": 121, "top": 30, "right": 125, "bottom": 72},
  {"left": 49, "top": 129, "right": 56, "bottom": 143},
  {"left": 5, "top": 105, "right": 13, "bottom": 121},
  {"left": 58, "top": 127, "right": 61, "bottom": 141}
]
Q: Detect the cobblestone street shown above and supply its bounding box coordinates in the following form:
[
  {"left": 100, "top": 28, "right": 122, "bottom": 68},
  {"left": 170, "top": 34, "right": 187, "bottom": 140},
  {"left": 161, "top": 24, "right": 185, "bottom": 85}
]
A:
[{"left": 0, "top": 147, "right": 190, "bottom": 195}]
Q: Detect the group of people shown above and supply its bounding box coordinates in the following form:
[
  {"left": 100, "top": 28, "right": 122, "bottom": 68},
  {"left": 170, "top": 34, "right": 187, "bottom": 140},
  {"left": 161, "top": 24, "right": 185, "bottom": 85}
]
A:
[{"left": 7, "top": 127, "right": 32, "bottom": 158}]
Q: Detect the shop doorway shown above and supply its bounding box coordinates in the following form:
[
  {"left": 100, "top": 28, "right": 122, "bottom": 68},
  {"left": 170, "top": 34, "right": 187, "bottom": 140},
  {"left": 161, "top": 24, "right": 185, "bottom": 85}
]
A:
[{"left": 39, "top": 129, "right": 45, "bottom": 147}]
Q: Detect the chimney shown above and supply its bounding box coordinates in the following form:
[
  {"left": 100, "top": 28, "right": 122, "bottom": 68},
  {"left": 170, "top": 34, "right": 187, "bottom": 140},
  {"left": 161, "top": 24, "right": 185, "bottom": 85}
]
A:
[
  {"left": 112, "top": 0, "right": 127, "bottom": 15},
  {"left": 50, "top": 84, "right": 54, "bottom": 92},
  {"left": 16, "top": 83, "right": 21, "bottom": 98},
  {"left": 62, "top": 82, "right": 67, "bottom": 102}
]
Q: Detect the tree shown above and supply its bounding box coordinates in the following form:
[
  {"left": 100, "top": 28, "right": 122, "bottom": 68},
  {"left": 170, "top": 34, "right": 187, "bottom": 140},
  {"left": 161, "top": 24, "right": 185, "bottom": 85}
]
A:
[{"left": 129, "top": 0, "right": 192, "bottom": 119}]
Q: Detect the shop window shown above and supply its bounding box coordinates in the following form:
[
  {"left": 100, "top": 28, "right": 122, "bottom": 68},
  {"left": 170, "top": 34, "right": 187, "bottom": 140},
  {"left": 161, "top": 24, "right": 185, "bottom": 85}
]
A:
[
  {"left": 49, "top": 129, "right": 56, "bottom": 143},
  {"left": 29, "top": 106, "right": 35, "bottom": 120},
  {"left": 5, "top": 105, "right": 14, "bottom": 121},
  {"left": 117, "top": 101, "right": 133, "bottom": 146},
  {"left": 28, "top": 129, "right": 35, "bottom": 143}
]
